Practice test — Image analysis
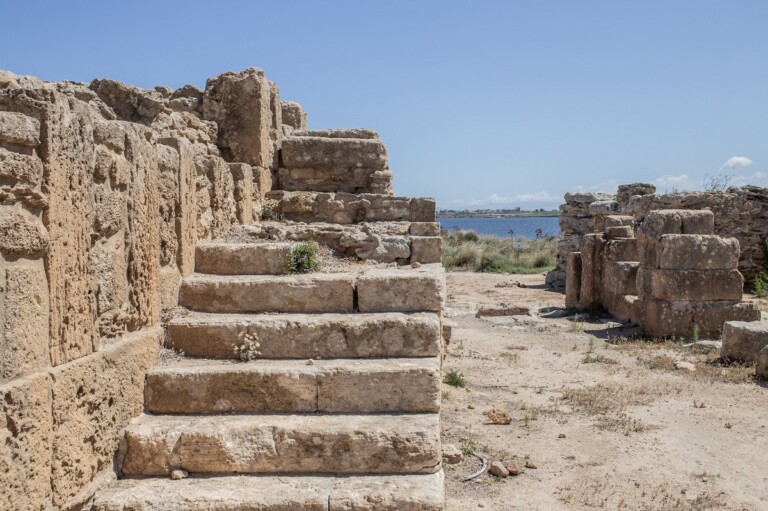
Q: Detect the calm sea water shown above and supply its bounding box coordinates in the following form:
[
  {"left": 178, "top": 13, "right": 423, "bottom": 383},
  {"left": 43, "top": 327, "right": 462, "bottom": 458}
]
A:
[{"left": 437, "top": 216, "right": 560, "bottom": 239}]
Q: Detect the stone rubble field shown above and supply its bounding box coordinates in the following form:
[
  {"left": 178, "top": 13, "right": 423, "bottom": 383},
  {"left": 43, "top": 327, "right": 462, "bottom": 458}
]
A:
[{"left": 441, "top": 272, "right": 768, "bottom": 511}]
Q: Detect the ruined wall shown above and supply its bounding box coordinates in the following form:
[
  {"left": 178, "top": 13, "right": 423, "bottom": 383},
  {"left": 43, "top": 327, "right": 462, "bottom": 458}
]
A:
[
  {"left": 0, "top": 67, "right": 282, "bottom": 511},
  {"left": 552, "top": 183, "right": 768, "bottom": 289}
]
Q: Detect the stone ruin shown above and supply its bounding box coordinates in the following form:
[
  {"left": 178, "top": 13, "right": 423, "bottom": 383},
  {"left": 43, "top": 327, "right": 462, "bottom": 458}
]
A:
[
  {"left": 560, "top": 186, "right": 767, "bottom": 379},
  {"left": 1, "top": 67, "right": 446, "bottom": 510}
]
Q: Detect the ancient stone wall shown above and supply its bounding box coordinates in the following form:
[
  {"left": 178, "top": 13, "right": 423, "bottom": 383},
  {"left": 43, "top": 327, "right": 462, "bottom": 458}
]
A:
[
  {"left": 0, "top": 67, "right": 281, "bottom": 511},
  {"left": 551, "top": 183, "right": 768, "bottom": 289}
]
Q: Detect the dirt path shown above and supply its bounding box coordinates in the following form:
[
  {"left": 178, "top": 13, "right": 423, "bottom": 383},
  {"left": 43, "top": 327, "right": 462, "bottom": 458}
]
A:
[{"left": 442, "top": 272, "right": 768, "bottom": 510}]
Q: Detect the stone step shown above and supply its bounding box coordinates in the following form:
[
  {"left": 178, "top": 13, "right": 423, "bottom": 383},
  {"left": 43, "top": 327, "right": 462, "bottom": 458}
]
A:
[
  {"left": 179, "top": 273, "right": 355, "bottom": 313},
  {"left": 146, "top": 357, "right": 441, "bottom": 414},
  {"left": 89, "top": 472, "right": 445, "bottom": 510},
  {"left": 167, "top": 312, "right": 442, "bottom": 359},
  {"left": 120, "top": 413, "right": 441, "bottom": 476},
  {"left": 179, "top": 266, "right": 445, "bottom": 313},
  {"left": 195, "top": 241, "right": 292, "bottom": 275}
]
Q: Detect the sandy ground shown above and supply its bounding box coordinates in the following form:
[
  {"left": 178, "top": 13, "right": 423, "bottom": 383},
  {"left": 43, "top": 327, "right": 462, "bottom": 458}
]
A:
[{"left": 441, "top": 272, "right": 768, "bottom": 511}]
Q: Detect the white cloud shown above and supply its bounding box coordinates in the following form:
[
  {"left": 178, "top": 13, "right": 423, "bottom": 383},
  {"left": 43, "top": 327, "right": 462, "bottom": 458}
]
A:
[
  {"left": 721, "top": 156, "right": 753, "bottom": 170},
  {"left": 654, "top": 174, "right": 694, "bottom": 191},
  {"left": 467, "top": 191, "right": 559, "bottom": 207},
  {"left": 572, "top": 179, "right": 618, "bottom": 194}
]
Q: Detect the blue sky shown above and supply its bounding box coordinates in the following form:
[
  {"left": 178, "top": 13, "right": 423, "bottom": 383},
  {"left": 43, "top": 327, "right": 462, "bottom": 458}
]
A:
[{"left": 2, "top": 1, "right": 766, "bottom": 209}]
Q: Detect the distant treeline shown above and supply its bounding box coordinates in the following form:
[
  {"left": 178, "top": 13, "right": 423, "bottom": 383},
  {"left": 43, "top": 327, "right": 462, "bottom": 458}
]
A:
[{"left": 438, "top": 208, "right": 560, "bottom": 218}]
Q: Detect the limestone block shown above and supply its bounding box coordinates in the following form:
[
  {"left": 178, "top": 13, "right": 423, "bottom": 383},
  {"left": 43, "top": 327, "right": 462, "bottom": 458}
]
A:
[
  {"left": 564, "top": 192, "right": 615, "bottom": 204},
  {"left": 605, "top": 225, "right": 633, "bottom": 239},
  {"left": 0, "top": 147, "right": 44, "bottom": 185},
  {"left": 411, "top": 222, "right": 441, "bottom": 236},
  {"left": 159, "top": 266, "right": 181, "bottom": 310},
  {"left": 560, "top": 216, "right": 595, "bottom": 235},
  {"left": 0, "top": 208, "right": 48, "bottom": 258},
  {"left": 641, "top": 209, "right": 714, "bottom": 238},
  {"left": 720, "top": 321, "right": 768, "bottom": 362},
  {"left": 93, "top": 187, "right": 126, "bottom": 238},
  {"left": 657, "top": 234, "right": 739, "bottom": 270},
  {"left": 757, "top": 345, "right": 768, "bottom": 380},
  {"left": 0, "top": 263, "right": 50, "bottom": 380},
  {"left": 604, "top": 215, "right": 634, "bottom": 228},
  {"left": 578, "top": 234, "right": 606, "bottom": 310},
  {"left": 330, "top": 472, "right": 445, "bottom": 511},
  {"left": 0, "top": 372, "right": 52, "bottom": 511},
  {"left": 121, "top": 413, "right": 440, "bottom": 476},
  {"left": 602, "top": 261, "right": 639, "bottom": 297},
  {"left": 158, "top": 137, "right": 196, "bottom": 276},
  {"left": 644, "top": 300, "right": 759, "bottom": 338},
  {"left": 230, "top": 163, "right": 253, "bottom": 224},
  {"left": 199, "top": 156, "right": 236, "bottom": 239},
  {"left": 268, "top": 80, "right": 282, "bottom": 171},
  {"left": 167, "top": 312, "right": 441, "bottom": 359},
  {"left": 281, "top": 136, "right": 388, "bottom": 170},
  {"left": 603, "top": 238, "right": 639, "bottom": 262},
  {"left": 180, "top": 274, "right": 355, "bottom": 313},
  {"left": 49, "top": 327, "right": 162, "bottom": 509},
  {"left": 90, "top": 238, "right": 128, "bottom": 316},
  {"left": 565, "top": 252, "right": 582, "bottom": 309},
  {"left": 648, "top": 269, "right": 743, "bottom": 302},
  {"left": 281, "top": 100, "right": 308, "bottom": 130},
  {"left": 357, "top": 266, "right": 445, "bottom": 313},
  {"left": 295, "top": 128, "right": 380, "bottom": 139},
  {"left": 410, "top": 198, "right": 436, "bottom": 222},
  {"left": 93, "top": 120, "right": 127, "bottom": 154},
  {"left": 0, "top": 110, "right": 41, "bottom": 146},
  {"left": 410, "top": 236, "right": 442, "bottom": 264},
  {"left": 203, "top": 68, "right": 272, "bottom": 167},
  {"left": 43, "top": 97, "right": 99, "bottom": 366},
  {"left": 195, "top": 242, "right": 291, "bottom": 275}
]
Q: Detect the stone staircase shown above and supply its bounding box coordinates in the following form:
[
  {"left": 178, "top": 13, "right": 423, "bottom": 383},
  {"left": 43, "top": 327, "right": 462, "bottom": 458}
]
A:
[{"left": 89, "top": 220, "right": 445, "bottom": 508}]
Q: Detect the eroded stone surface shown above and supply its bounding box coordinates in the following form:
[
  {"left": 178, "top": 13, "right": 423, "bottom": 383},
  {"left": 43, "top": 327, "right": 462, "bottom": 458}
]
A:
[
  {"left": 195, "top": 242, "right": 291, "bottom": 275},
  {"left": 357, "top": 266, "right": 446, "bottom": 313},
  {"left": 721, "top": 321, "right": 768, "bottom": 362}
]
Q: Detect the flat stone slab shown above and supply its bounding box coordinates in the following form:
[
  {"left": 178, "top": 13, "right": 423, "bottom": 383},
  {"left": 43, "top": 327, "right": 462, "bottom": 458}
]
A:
[
  {"left": 721, "top": 320, "right": 768, "bottom": 362},
  {"left": 167, "top": 312, "right": 442, "bottom": 359},
  {"left": 180, "top": 274, "right": 355, "bottom": 313},
  {"left": 121, "top": 413, "right": 441, "bottom": 476},
  {"left": 356, "top": 265, "right": 445, "bottom": 313},
  {"left": 146, "top": 357, "right": 441, "bottom": 414},
  {"left": 657, "top": 235, "right": 739, "bottom": 270},
  {"left": 195, "top": 242, "right": 292, "bottom": 275},
  {"left": 89, "top": 472, "right": 445, "bottom": 510}
]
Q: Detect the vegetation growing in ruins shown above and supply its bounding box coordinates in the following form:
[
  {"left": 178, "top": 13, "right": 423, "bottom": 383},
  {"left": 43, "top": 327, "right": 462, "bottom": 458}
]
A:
[
  {"left": 444, "top": 369, "right": 467, "bottom": 388},
  {"left": 260, "top": 199, "right": 284, "bottom": 221},
  {"left": 288, "top": 242, "right": 321, "bottom": 274},
  {"left": 441, "top": 229, "right": 557, "bottom": 274},
  {"left": 234, "top": 331, "right": 261, "bottom": 362},
  {"left": 753, "top": 272, "right": 768, "bottom": 298}
]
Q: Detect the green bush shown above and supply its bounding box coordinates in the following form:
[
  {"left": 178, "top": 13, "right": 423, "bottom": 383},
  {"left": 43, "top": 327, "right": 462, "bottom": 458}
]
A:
[
  {"left": 288, "top": 242, "right": 321, "bottom": 274},
  {"left": 442, "top": 230, "right": 557, "bottom": 274},
  {"left": 443, "top": 369, "right": 467, "bottom": 388},
  {"left": 754, "top": 272, "right": 768, "bottom": 298}
]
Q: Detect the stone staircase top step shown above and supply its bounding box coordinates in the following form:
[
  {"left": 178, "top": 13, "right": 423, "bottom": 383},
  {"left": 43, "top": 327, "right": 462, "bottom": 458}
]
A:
[
  {"left": 166, "top": 311, "right": 442, "bottom": 359},
  {"left": 195, "top": 241, "right": 293, "bottom": 275},
  {"left": 121, "top": 413, "right": 441, "bottom": 476},
  {"left": 145, "top": 357, "right": 441, "bottom": 414},
  {"left": 89, "top": 472, "right": 445, "bottom": 511}
]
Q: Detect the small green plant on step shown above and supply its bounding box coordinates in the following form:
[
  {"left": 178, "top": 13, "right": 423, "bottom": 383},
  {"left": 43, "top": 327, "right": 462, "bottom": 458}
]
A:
[
  {"left": 234, "top": 331, "right": 261, "bottom": 362},
  {"left": 260, "top": 199, "right": 284, "bottom": 221},
  {"left": 753, "top": 272, "right": 768, "bottom": 298},
  {"left": 288, "top": 242, "right": 321, "bottom": 274},
  {"left": 444, "top": 369, "right": 467, "bottom": 388}
]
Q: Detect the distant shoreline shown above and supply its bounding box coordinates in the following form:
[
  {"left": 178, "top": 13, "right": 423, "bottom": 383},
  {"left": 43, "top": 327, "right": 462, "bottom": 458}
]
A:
[{"left": 437, "top": 211, "right": 560, "bottom": 218}]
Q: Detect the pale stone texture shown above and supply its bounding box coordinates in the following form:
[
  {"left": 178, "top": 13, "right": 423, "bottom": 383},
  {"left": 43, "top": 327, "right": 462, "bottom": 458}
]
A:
[
  {"left": 0, "top": 110, "right": 41, "bottom": 146},
  {"left": 720, "top": 321, "right": 768, "bottom": 362},
  {"left": 647, "top": 269, "right": 743, "bottom": 302},
  {"left": 167, "top": 312, "right": 442, "bottom": 359},
  {"left": 195, "top": 242, "right": 291, "bottom": 275},
  {"left": 657, "top": 234, "right": 739, "bottom": 270},
  {"left": 230, "top": 163, "right": 253, "bottom": 224},
  {"left": 203, "top": 68, "right": 273, "bottom": 167},
  {"left": 145, "top": 358, "right": 439, "bottom": 414},
  {"left": 180, "top": 273, "right": 355, "bottom": 313},
  {"left": 281, "top": 100, "right": 308, "bottom": 130},
  {"left": 121, "top": 413, "right": 441, "bottom": 476},
  {"left": 565, "top": 252, "right": 582, "bottom": 309},
  {"left": 1, "top": 263, "right": 50, "bottom": 381},
  {"left": 49, "top": 327, "right": 162, "bottom": 509},
  {"left": 0, "top": 372, "right": 52, "bottom": 511},
  {"left": 0, "top": 208, "right": 49, "bottom": 257},
  {"left": 410, "top": 236, "right": 442, "bottom": 264},
  {"left": 0, "top": 147, "right": 44, "bottom": 185},
  {"left": 357, "top": 266, "right": 446, "bottom": 312}
]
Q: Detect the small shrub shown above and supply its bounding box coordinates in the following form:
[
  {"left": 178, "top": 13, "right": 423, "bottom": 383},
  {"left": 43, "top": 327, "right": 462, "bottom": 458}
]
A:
[
  {"left": 754, "top": 272, "right": 768, "bottom": 298},
  {"left": 288, "top": 242, "right": 321, "bottom": 274},
  {"left": 459, "top": 437, "right": 476, "bottom": 456},
  {"left": 234, "top": 331, "right": 261, "bottom": 362},
  {"left": 444, "top": 369, "right": 467, "bottom": 388},
  {"left": 260, "top": 199, "right": 283, "bottom": 221},
  {"left": 702, "top": 173, "right": 734, "bottom": 192}
]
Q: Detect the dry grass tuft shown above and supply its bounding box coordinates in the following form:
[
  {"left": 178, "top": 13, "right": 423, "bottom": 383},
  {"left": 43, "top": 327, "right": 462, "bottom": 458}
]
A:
[
  {"left": 442, "top": 230, "right": 557, "bottom": 274},
  {"left": 562, "top": 382, "right": 670, "bottom": 416}
]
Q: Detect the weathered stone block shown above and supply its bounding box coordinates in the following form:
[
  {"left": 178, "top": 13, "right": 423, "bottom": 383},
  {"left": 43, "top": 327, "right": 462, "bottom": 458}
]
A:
[
  {"left": 93, "top": 188, "right": 126, "bottom": 238},
  {"left": 410, "top": 222, "right": 441, "bottom": 236},
  {"left": 281, "top": 136, "right": 388, "bottom": 170},
  {"left": 641, "top": 209, "right": 714, "bottom": 238},
  {"left": 49, "top": 327, "right": 162, "bottom": 509},
  {"left": 159, "top": 266, "right": 181, "bottom": 310},
  {"left": 0, "top": 111, "right": 40, "bottom": 146},
  {"left": 357, "top": 266, "right": 445, "bottom": 313},
  {"left": 0, "top": 208, "right": 48, "bottom": 258},
  {"left": 720, "top": 321, "right": 768, "bottom": 362},
  {"left": 644, "top": 300, "right": 759, "bottom": 338},
  {"left": 230, "top": 163, "right": 253, "bottom": 224},
  {"left": 90, "top": 238, "right": 128, "bottom": 316},
  {"left": 158, "top": 137, "right": 196, "bottom": 276},
  {"left": 604, "top": 215, "right": 634, "bottom": 228},
  {"left": 565, "top": 252, "right": 582, "bottom": 309},
  {"left": 757, "top": 345, "right": 768, "bottom": 380},
  {"left": 657, "top": 234, "right": 739, "bottom": 270},
  {"left": 605, "top": 225, "right": 633, "bottom": 239},
  {"left": 0, "top": 372, "right": 52, "bottom": 511},
  {"left": 603, "top": 238, "right": 638, "bottom": 262},
  {"left": 281, "top": 100, "right": 307, "bottom": 130},
  {"left": 0, "top": 147, "right": 43, "bottom": 185},
  {"left": 648, "top": 269, "right": 743, "bottom": 302},
  {"left": 203, "top": 68, "right": 273, "bottom": 167},
  {"left": 578, "top": 233, "right": 606, "bottom": 310},
  {"left": 410, "top": 236, "right": 442, "bottom": 264},
  {"left": 195, "top": 242, "right": 291, "bottom": 275},
  {"left": 602, "top": 261, "right": 638, "bottom": 297},
  {"left": 410, "top": 198, "right": 436, "bottom": 222}
]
